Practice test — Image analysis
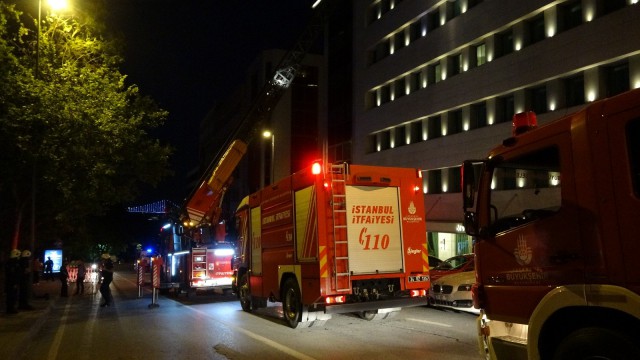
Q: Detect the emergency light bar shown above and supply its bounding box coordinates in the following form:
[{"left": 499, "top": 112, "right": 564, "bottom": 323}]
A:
[
  {"left": 214, "top": 249, "right": 234, "bottom": 256},
  {"left": 512, "top": 111, "right": 538, "bottom": 136}
]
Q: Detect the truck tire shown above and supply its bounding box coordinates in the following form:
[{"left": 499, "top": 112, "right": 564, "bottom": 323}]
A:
[
  {"left": 358, "top": 311, "right": 379, "bottom": 321},
  {"left": 282, "top": 278, "right": 302, "bottom": 328},
  {"left": 553, "top": 327, "right": 640, "bottom": 360},
  {"left": 239, "top": 274, "right": 252, "bottom": 312}
]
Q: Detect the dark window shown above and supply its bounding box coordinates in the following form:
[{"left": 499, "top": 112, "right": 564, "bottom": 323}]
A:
[
  {"left": 605, "top": 62, "right": 630, "bottom": 97},
  {"left": 395, "top": 31, "right": 406, "bottom": 51},
  {"left": 379, "top": 130, "right": 391, "bottom": 151},
  {"left": 367, "top": 134, "right": 377, "bottom": 153},
  {"left": 410, "top": 71, "right": 421, "bottom": 93},
  {"left": 367, "top": 3, "right": 380, "bottom": 24},
  {"left": 495, "top": 29, "right": 514, "bottom": 58},
  {"left": 449, "top": 167, "right": 462, "bottom": 193},
  {"left": 628, "top": 119, "right": 640, "bottom": 197},
  {"left": 427, "top": 170, "right": 442, "bottom": 194},
  {"left": 468, "top": 0, "right": 483, "bottom": 8},
  {"left": 470, "top": 102, "right": 487, "bottom": 129},
  {"left": 603, "top": 0, "right": 627, "bottom": 15},
  {"left": 496, "top": 95, "right": 515, "bottom": 124},
  {"left": 428, "top": 115, "right": 442, "bottom": 139},
  {"left": 394, "top": 126, "right": 407, "bottom": 147},
  {"left": 448, "top": 109, "right": 463, "bottom": 135},
  {"left": 380, "top": 85, "right": 391, "bottom": 104},
  {"left": 410, "top": 121, "right": 423, "bottom": 143},
  {"left": 452, "top": 0, "right": 463, "bottom": 17},
  {"left": 395, "top": 79, "right": 406, "bottom": 99},
  {"left": 565, "top": 74, "right": 584, "bottom": 107},
  {"left": 558, "top": 0, "right": 582, "bottom": 31},
  {"left": 526, "top": 14, "right": 546, "bottom": 45},
  {"left": 529, "top": 85, "right": 548, "bottom": 114},
  {"left": 449, "top": 54, "right": 462, "bottom": 77},
  {"left": 410, "top": 21, "right": 422, "bottom": 41},
  {"left": 367, "top": 90, "right": 377, "bottom": 109},
  {"left": 427, "top": 10, "right": 440, "bottom": 32},
  {"left": 428, "top": 63, "right": 440, "bottom": 85}
]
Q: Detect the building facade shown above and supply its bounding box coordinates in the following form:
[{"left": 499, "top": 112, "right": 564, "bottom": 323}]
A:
[{"left": 352, "top": 0, "right": 640, "bottom": 259}]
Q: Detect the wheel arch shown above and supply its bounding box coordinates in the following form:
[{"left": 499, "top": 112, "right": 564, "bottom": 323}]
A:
[
  {"left": 529, "top": 284, "right": 640, "bottom": 359},
  {"left": 278, "top": 265, "right": 302, "bottom": 301}
]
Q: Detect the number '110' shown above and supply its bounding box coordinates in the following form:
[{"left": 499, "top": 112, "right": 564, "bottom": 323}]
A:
[{"left": 358, "top": 228, "right": 390, "bottom": 250}]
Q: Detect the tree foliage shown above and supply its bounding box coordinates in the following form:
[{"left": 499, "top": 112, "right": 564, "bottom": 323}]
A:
[{"left": 0, "top": 2, "right": 172, "bottom": 256}]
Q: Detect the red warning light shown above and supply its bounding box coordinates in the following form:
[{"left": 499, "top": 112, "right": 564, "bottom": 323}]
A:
[
  {"left": 512, "top": 111, "right": 538, "bottom": 136},
  {"left": 311, "top": 161, "right": 322, "bottom": 175}
]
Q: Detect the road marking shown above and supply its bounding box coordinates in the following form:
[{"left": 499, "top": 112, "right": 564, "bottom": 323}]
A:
[
  {"left": 47, "top": 298, "right": 72, "bottom": 360},
  {"left": 406, "top": 317, "right": 452, "bottom": 327},
  {"left": 187, "top": 306, "right": 318, "bottom": 360}
]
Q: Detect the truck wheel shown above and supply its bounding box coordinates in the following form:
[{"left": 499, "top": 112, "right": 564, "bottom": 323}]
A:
[
  {"left": 282, "top": 278, "right": 302, "bottom": 328},
  {"left": 553, "top": 327, "right": 640, "bottom": 360},
  {"left": 239, "top": 274, "right": 252, "bottom": 312},
  {"left": 358, "top": 311, "right": 378, "bottom": 321}
]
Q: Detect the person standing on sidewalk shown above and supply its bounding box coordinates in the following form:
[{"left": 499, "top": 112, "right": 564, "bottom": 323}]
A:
[
  {"left": 4, "top": 249, "right": 22, "bottom": 314},
  {"left": 99, "top": 254, "right": 114, "bottom": 307},
  {"left": 44, "top": 257, "right": 54, "bottom": 281},
  {"left": 75, "top": 260, "right": 86, "bottom": 295},
  {"left": 59, "top": 260, "right": 69, "bottom": 297}
]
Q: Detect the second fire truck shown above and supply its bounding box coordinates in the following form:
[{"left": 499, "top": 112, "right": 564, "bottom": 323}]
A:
[{"left": 233, "top": 160, "right": 431, "bottom": 328}]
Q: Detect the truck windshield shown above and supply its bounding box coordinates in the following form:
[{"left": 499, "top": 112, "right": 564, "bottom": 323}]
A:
[{"left": 488, "top": 146, "right": 562, "bottom": 234}]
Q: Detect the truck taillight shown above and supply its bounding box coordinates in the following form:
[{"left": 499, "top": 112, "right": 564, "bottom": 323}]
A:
[
  {"left": 512, "top": 111, "right": 537, "bottom": 136},
  {"left": 325, "top": 295, "right": 346, "bottom": 304},
  {"left": 410, "top": 289, "right": 427, "bottom": 297}
]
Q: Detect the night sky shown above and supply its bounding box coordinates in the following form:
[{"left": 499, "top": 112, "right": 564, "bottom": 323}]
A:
[{"left": 105, "top": 0, "right": 315, "bottom": 204}]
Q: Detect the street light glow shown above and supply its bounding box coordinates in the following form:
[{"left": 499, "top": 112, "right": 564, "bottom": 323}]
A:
[
  {"left": 263, "top": 130, "right": 272, "bottom": 138},
  {"left": 48, "top": 0, "right": 69, "bottom": 11}
]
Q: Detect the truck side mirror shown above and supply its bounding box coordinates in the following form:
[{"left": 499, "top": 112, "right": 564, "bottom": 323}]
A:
[{"left": 462, "top": 161, "right": 476, "bottom": 210}]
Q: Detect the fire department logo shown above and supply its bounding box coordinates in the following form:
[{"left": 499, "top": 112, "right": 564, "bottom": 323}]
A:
[
  {"left": 514, "top": 235, "right": 532, "bottom": 266},
  {"left": 408, "top": 201, "right": 416, "bottom": 215}
]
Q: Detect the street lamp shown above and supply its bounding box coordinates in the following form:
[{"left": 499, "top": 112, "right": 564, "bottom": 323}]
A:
[
  {"left": 262, "top": 130, "right": 275, "bottom": 186},
  {"left": 36, "top": 0, "right": 69, "bottom": 78}
]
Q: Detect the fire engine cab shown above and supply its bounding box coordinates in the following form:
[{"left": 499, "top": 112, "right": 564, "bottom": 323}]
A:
[
  {"left": 233, "top": 161, "right": 431, "bottom": 328},
  {"left": 462, "top": 88, "right": 640, "bottom": 359}
]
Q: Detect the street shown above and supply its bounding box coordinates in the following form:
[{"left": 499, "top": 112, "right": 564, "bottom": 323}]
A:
[{"left": 20, "top": 267, "right": 483, "bottom": 360}]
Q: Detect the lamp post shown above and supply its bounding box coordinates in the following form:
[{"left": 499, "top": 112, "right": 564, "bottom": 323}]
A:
[
  {"left": 28, "top": 0, "right": 69, "bottom": 273},
  {"left": 262, "top": 130, "right": 275, "bottom": 186}
]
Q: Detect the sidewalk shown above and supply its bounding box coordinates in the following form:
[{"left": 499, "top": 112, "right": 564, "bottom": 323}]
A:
[{"left": 0, "top": 274, "right": 93, "bottom": 359}]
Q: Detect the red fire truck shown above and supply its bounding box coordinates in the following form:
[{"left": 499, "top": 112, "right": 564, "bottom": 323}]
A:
[
  {"left": 157, "top": 220, "right": 236, "bottom": 295},
  {"left": 155, "top": 141, "right": 247, "bottom": 295},
  {"left": 461, "top": 88, "right": 640, "bottom": 359},
  {"left": 233, "top": 161, "right": 431, "bottom": 328}
]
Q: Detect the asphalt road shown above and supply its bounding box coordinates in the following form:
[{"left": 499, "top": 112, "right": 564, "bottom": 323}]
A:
[{"left": 14, "top": 267, "right": 483, "bottom": 360}]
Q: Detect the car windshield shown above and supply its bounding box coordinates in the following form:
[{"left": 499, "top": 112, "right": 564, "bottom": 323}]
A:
[{"left": 435, "top": 255, "right": 471, "bottom": 270}]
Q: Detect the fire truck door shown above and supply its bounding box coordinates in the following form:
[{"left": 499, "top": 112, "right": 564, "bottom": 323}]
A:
[{"left": 605, "top": 112, "right": 640, "bottom": 290}]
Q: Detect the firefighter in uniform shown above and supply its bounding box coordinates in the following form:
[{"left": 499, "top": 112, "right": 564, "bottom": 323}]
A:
[
  {"left": 4, "top": 249, "right": 22, "bottom": 314},
  {"left": 99, "top": 253, "right": 114, "bottom": 307}
]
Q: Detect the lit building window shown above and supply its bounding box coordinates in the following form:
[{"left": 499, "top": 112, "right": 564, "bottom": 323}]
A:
[{"left": 476, "top": 43, "right": 487, "bottom": 66}]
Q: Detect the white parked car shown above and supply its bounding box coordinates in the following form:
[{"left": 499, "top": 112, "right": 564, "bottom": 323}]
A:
[{"left": 429, "top": 270, "right": 479, "bottom": 314}]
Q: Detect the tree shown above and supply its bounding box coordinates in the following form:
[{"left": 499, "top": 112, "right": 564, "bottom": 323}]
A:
[{"left": 0, "top": 2, "right": 172, "bottom": 256}]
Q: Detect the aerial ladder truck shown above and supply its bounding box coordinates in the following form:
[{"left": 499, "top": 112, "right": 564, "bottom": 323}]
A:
[{"left": 156, "top": 0, "right": 334, "bottom": 295}]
